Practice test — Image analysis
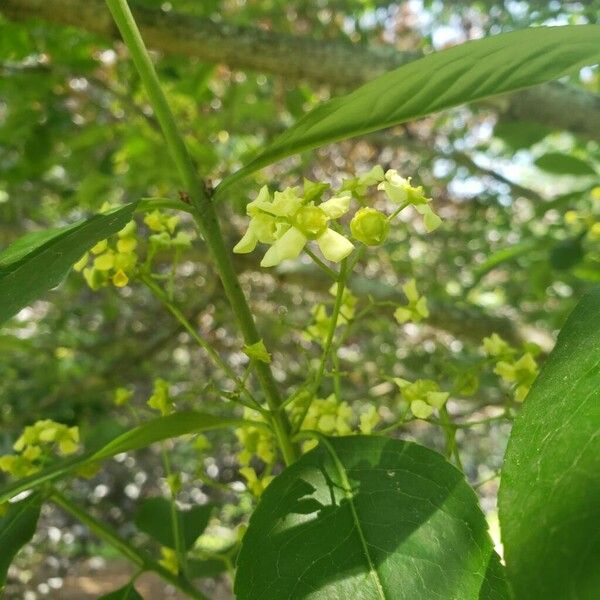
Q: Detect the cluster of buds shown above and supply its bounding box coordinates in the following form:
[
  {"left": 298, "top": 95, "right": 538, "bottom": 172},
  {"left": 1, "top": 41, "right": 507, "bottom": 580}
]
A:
[
  {"left": 394, "top": 378, "right": 449, "bottom": 420},
  {"left": 234, "top": 167, "right": 442, "bottom": 268},
  {"left": 481, "top": 333, "right": 539, "bottom": 402},
  {"left": 144, "top": 210, "right": 195, "bottom": 250},
  {"left": 298, "top": 394, "right": 354, "bottom": 450},
  {"left": 0, "top": 419, "right": 80, "bottom": 478},
  {"left": 74, "top": 220, "right": 138, "bottom": 290},
  {"left": 394, "top": 279, "right": 429, "bottom": 324}
]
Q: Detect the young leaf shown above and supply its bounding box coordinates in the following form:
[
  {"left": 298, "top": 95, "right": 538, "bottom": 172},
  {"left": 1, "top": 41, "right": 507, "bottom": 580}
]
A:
[
  {"left": 0, "top": 493, "right": 42, "bottom": 587},
  {"left": 0, "top": 203, "right": 138, "bottom": 324},
  {"left": 534, "top": 152, "right": 597, "bottom": 176},
  {"left": 98, "top": 582, "right": 143, "bottom": 600},
  {"left": 134, "top": 497, "right": 212, "bottom": 550},
  {"left": 0, "top": 412, "right": 247, "bottom": 504},
  {"left": 217, "top": 25, "right": 600, "bottom": 193},
  {"left": 235, "top": 435, "right": 508, "bottom": 599},
  {"left": 499, "top": 287, "right": 600, "bottom": 599}
]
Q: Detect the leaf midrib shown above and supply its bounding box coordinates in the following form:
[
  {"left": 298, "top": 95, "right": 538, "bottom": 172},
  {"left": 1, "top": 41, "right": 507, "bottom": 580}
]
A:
[{"left": 319, "top": 436, "right": 387, "bottom": 599}]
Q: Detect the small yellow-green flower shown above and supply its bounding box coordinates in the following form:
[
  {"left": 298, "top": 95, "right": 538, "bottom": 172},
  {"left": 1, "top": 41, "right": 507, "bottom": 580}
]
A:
[
  {"left": 359, "top": 405, "right": 381, "bottom": 434},
  {"left": 481, "top": 333, "right": 515, "bottom": 359},
  {"left": 235, "top": 409, "right": 275, "bottom": 466},
  {"left": 147, "top": 378, "right": 173, "bottom": 416},
  {"left": 114, "top": 387, "right": 133, "bottom": 406},
  {"left": 378, "top": 170, "right": 442, "bottom": 232},
  {"left": 394, "top": 378, "right": 449, "bottom": 420},
  {"left": 394, "top": 279, "right": 429, "bottom": 324},
  {"left": 341, "top": 165, "right": 385, "bottom": 197},
  {"left": 494, "top": 352, "right": 538, "bottom": 402},
  {"left": 233, "top": 186, "right": 354, "bottom": 267}
]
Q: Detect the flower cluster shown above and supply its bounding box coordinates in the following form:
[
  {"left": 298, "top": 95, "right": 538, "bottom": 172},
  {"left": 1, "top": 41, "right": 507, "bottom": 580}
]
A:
[
  {"left": 481, "top": 334, "right": 539, "bottom": 402},
  {"left": 144, "top": 210, "right": 194, "bottom": 250},
  {"left": 233, "top": 185, "right": 354, "bottom": 267},
  {"left": 235, "top": 409, "right": 276, "bottom": 467},
  {"left": 394, "top": 378, "right": 449, "bottom": 419},
  {"left": 234, "top": 167, "right": 442, "bottom": 268},
  {"left": 74, "top": 220, "right": 138, "bottom": 290},
  {"left": 0, "top": 419, "right": 80, "bottom": 478},
  {"left": 394, "top": 279, "right": 429, "bottom": 324}
]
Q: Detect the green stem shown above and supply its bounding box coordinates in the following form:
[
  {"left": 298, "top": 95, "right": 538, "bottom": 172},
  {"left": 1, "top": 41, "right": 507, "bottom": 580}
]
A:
[
  {"left": 51, "top": 489, "right": 207, "bottom": 600},
  {"left": 438, "top": 406, "right": 463, "bottom": 470},
  {"left": 161, "top": 449, "right": 188, "bottom": 577},
  {"left": 305, "top": 247, "right": 339, "bottom": 280},
  {"left": 293, "top": 259, "right": 349, "bottom": 432},
  {"left": 105, "top": 0, "right": 296, "bottom": 465},
  {"left": 141, "top": 275, "right": 263, "bottom": 412}
]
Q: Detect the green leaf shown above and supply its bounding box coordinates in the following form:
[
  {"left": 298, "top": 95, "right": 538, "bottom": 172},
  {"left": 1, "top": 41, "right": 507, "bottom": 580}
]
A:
[
  {"left": 0, "top": 203, "right": 138, "bottom": 324},
  {"left": 0, "top": 493, "right": 42, "bottom": 587},
  {"left": 235, "top": 435, "right": 508, "bottom": 599},
  {"left": 0, "top": 412, "right": 247, "bottom": 504},
  {"left": 535, "top": 152, "right": 597, "bottom": 176},
  {"left": 242, "top": 339, "right": 271, "bottom": 364},
  {"left": 134, "top": 497, "right": 212, "bottom": 550},
  {"left": 499, "top": 287, "right": 600, "bottom": 599},
  {"left": 217, "top": 25, "right": 600, "bottom": 193},
  {"left": 98, "top": 582, "right": 143, "bottom": 600}
]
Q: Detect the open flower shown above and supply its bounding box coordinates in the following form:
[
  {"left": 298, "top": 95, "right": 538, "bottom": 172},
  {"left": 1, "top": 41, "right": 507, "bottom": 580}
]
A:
[
  {"left": 494, "top": 352, "right": 538, "bottom": 402},
  {"left": 378, "top": 169, "right": 442, "bottom": 232},
  {"left": 394, "top": 279, "right": 429, "bottom": 324},
  {"left": 234, "top": 186, "right": 354, "bottom": 267},
  {"left": 394, "top": 378, "right": 449, "bottom": 419}
]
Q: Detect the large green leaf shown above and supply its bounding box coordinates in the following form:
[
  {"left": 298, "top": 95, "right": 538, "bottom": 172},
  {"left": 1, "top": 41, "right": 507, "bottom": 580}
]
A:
[
  {"left": 499, "top": 287, "right": 600, "bottom": 599},
  {"left": 0, "top": 493, "right": 42, "bottom": 587},
  {"left": 134, "top": 497, "right": 212, "bottom": 550},
  {"left": 0, "top": 203, "right": 138, "bottom": 324},
  {"left": 235, "top": 435, "right": 508, "bottom": 599},
  {"left": 0, "top": 412, "right": 246, "bottom": 504},
  {"left": 217, "top": 25, "right": 600, "bottom": 194}
]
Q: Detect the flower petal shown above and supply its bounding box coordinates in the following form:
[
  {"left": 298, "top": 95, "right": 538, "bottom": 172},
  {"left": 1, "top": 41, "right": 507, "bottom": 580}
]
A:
[
  {"left": 233, "top": 228, "right": 258, "bottom": 254},
  {"left": 320, "top": 193, "right": 351, "bottom": 219},
  {"left": 316, "top": 228, "right": 354, "bottom": 262},
  {"left": 260, "top": 227, "right": 307, "bottom": 267}
]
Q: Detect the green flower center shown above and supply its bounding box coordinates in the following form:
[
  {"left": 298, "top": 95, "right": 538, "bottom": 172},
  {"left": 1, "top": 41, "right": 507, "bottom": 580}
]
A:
[{"left": 293, "top": 206, "right": 328, "bottom": 239}]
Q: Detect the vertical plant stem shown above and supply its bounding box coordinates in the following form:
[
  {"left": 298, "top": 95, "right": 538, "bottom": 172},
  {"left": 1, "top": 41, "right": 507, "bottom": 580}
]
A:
[
  {"left": 140, "top": 275, "right": 263, "bottom": 411},
  {"left": 294, "top": 259, "right": 349, "bottom": 432},
  {"left": 104, "top": 0, "right": 297, "bottom": 464},
  {"left": 439, "top": 406, "right": 463, "bottom": 470},
  {"left": 161, "top": 448, "right": 188, "bottom": 577},
  {"left": 51, "top": 489, "right": 207, "bottom": 600}
]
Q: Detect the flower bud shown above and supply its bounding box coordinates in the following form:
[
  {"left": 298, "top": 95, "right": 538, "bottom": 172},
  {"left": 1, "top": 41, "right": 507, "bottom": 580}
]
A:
[{"left": 350, "top": 208, "right": 389, "bottom": 246}]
